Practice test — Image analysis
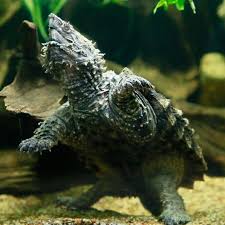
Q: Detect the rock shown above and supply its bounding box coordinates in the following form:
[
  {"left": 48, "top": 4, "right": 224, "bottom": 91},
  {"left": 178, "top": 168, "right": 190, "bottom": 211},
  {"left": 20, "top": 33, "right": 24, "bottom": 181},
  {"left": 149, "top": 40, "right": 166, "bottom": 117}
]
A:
[
  {"left": 199, "top": 53, "right": 225, "bottom": 107},
  {"left": 218, "top": 0, "right": 225, "bottom": 19},
  {"left": 0, "top": 21, "right": 63, "bottom": 119},
  {"left": 0, "top": 195, "right": 40, "bottom": 217},
  {"left": 0, "top": 48, "right": 13, "bottom": 89}
]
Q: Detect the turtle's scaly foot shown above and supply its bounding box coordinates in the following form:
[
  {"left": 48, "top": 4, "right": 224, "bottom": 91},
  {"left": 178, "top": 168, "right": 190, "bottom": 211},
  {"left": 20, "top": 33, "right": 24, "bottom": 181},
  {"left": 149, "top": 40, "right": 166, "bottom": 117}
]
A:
[
  {"left": 56, "top": 196, "right": 89, "bottom": 210},
  {"left": 159, "top": 209, "right": 191, "bottom": 225},
  {"left": 19, "top": 137, "right": 54, "bottom": 153}
]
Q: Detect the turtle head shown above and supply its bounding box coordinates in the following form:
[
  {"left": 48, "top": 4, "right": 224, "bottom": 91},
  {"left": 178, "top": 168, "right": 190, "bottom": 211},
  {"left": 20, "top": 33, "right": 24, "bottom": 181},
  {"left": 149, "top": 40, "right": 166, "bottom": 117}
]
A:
[{"left": 41, "top": 13, "right": 105, "bottom": 80}]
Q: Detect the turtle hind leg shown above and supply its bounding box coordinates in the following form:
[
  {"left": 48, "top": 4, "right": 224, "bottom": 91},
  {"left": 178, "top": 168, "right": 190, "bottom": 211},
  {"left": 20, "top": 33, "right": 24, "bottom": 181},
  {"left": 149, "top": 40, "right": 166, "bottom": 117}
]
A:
[
  {"left": 140, "top": 174, "right": 191, "bottom": 225},
  {"left": 140, "top": 154, "right": 191, "bottom": 225},
  {"left": 57, "top": 172, "right": 132, "bottom": 210},
  {"left": 56, "top": 181, "right": 104, "bottom": 210}
]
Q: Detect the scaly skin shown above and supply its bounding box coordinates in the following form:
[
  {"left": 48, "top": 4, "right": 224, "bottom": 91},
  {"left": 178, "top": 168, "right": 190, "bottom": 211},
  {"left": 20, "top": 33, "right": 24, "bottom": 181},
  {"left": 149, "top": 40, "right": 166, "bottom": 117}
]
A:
[{"left": 19, "top": 14, "right": 207, "bottom": 225}]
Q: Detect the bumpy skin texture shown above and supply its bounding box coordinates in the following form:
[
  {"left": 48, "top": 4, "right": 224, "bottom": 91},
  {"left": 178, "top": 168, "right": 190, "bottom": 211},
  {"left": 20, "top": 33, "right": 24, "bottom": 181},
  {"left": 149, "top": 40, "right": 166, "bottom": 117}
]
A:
[{"left": 19, "top": 14, "right": 207, "bottom": 225}]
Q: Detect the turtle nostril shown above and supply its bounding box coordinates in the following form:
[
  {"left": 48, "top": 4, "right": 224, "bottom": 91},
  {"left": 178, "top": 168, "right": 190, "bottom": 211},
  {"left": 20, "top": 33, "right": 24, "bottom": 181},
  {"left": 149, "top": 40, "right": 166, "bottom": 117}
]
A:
[
  {"left": 67, "top": 39, "right": 74, "bottom": 44},
  {"left": 48, "top": 13, "right": 56, "bottom": 19}
]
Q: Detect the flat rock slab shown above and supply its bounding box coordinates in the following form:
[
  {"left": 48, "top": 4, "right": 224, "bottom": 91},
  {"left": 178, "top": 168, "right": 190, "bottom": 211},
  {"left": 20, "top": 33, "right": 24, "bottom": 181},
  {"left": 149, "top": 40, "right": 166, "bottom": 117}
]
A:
[{"left": 199, "top": 53, "right": 225, "bottom": 107}]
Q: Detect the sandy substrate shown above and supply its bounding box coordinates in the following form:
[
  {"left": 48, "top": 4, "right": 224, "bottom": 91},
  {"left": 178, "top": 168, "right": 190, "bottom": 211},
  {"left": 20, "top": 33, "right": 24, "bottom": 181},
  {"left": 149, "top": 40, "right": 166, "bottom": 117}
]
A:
[{"left": 0, "top": 176, "right": 224, "bottom": 225}]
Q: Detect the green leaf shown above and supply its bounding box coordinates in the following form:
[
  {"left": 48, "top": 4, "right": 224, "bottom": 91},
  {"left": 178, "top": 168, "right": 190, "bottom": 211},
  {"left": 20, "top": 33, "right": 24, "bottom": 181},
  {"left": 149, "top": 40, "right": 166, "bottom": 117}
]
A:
[
  {"left": 154, "top": 0, "right": 196, "bottom": 13},
  {"left": 168, "top": 0, "right": 177, "bottom": 4},
  {"left": 23, "top": 0, "right": 68, "bottom": 40},
  {"left": 188, "top": 0, "right": 196, "bottom": 13},
  {"left": 33, "top": 0, "right": 48, "bottom": 40},
  {"left": 176, "top": 0, "right": 185, "bottom": 10},
  {"left": 50, "top": 0, "right": 68, "bottom": 14},
  {"left": 90, "top": 0, "right": 127, "bottom": 6},
  {"left": 111, "top": 0, "right": 127, "bottom": 5},
  {"left": 22, "top": 0, "right": 35, "bottom": 22},
  {"left": 153, "top": 0, "right": 168, "bottom": 14},
  {"left": 22, "top": 0, "right": 48, "bottom": 40}
]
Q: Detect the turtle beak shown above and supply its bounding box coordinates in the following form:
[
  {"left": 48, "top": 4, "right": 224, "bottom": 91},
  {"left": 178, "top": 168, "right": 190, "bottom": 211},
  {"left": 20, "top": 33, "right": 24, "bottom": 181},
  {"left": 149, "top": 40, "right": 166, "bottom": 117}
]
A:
[
  {"left": 48, "top": 13, "right": 64, "bottom": 43},
  {"left": 48, "top": 13, "right": 59, "bottom": 28}
]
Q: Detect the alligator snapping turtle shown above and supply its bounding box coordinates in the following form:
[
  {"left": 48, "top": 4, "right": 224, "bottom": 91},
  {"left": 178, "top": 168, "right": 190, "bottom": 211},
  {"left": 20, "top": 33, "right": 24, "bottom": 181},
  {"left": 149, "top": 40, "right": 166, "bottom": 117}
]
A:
[{"left": 18, "top": 14, "right": 207, "bottom": 225}]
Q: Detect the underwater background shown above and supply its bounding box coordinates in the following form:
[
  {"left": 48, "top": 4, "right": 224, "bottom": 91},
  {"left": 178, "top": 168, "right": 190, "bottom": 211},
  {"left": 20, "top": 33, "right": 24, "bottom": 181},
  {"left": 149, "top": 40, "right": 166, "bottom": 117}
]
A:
[{"left": 0, "top": 0, "right": 225, "bottom": 224}]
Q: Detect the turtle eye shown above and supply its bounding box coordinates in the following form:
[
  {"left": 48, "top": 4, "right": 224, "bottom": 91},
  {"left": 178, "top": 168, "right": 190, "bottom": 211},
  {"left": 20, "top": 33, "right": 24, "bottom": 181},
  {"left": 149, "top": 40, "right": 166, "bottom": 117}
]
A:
[
  {"left": 56, "top": 19, "right": 63, "bottom": 26},
  {"left": 63, "top": 24, "right": 70, "bottom": 32}
]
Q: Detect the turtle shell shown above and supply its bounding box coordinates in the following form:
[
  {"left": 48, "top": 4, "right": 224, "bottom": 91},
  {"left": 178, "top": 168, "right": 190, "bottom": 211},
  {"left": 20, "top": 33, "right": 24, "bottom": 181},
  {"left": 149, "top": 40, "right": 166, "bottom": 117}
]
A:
[{"left": 148, "top": 90, "right": 207, "bottom": 188}]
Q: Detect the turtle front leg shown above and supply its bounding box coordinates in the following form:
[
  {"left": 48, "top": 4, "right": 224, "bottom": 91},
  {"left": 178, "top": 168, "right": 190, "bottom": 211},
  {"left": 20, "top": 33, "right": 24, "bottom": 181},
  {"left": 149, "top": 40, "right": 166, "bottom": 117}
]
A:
[
  {"left": 142, "top": 175, "right": 191, "bottom": 225},
  {"left": 140, "top": 155, "right": 191, "bottom": 225},
  {"left": 111, "top": 69, "right": 153, "bottom": 103},
  {"left": 57, "top": 180, "right": 106, "bottom": 210},
  {"left": 19, "top": 103, "right": 72, "bottom": 153}
]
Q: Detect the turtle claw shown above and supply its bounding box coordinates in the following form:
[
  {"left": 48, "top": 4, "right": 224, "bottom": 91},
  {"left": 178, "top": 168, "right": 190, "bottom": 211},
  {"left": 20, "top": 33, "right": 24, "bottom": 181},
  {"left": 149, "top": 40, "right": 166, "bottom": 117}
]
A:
[
  {"left": 56, "top": 196, "right": 89, "bottom": 210},
  {"left": 159, "top": 209, "right": 191, "bottom": 225},
  {"left": 18, "top": 137, "right": 54, "bottom": 153}
]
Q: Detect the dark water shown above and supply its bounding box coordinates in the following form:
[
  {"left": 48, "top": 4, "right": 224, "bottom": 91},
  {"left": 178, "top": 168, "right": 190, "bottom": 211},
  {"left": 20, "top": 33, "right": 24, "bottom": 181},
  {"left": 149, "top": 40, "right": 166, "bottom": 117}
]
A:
[
  {"left": 0, "top": 149, "right": 37, "bottom": 194},
  {"left": 0, "top": 149, "right": 95, "bottom": 196}
]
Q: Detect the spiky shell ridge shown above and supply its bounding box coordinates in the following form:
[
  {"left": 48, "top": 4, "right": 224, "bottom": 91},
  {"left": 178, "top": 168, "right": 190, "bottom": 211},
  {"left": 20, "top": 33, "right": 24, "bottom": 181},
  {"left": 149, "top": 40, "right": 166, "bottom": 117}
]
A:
[{"left": 149, "top": 91, "right": 207, "bottom": 188}]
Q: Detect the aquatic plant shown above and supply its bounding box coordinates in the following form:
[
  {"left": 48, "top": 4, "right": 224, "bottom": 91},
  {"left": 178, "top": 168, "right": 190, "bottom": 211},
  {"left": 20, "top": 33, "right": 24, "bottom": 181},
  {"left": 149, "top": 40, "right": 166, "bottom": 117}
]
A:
[
  {"left": 22, "top": 0, "right": 68, "bottom": 40},
  {"left": 91, "top": 0, "right": 196, "bottom": 13},
  {"left": 22, "top": 0, "right": 196, "bottom": 40},
  {"left": 153, "top": 0, "right": 196, "bottom": 13},
  {"left": 91, "top": 0, "right": 127, "bottom": 5}
]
